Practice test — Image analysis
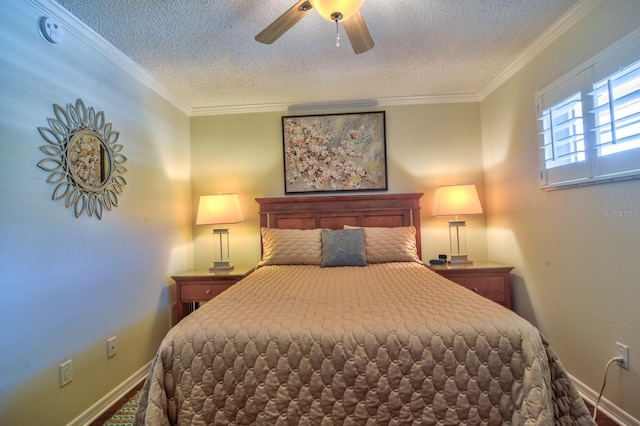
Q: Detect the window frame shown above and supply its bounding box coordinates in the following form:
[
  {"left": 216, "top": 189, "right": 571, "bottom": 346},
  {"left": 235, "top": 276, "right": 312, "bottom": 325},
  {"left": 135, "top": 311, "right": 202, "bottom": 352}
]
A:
[{"left": 535, "top": 29, "right": 640, "bottom": 190}]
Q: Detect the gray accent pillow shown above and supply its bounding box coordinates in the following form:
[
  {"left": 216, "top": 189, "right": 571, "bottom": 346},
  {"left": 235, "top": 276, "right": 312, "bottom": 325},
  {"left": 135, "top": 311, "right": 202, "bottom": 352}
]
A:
[{"left": 321, "top": 228, "right": 367, "bottom": 267}]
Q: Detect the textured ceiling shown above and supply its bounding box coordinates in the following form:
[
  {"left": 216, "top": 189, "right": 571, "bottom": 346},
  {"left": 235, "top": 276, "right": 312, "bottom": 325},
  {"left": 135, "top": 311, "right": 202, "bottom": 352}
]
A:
[{"left": 55, "top": 0, "right": 580, "bottom": 111}]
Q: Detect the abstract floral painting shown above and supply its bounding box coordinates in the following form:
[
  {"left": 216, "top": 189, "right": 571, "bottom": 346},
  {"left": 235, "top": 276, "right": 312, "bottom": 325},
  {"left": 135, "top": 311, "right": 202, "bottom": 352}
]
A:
[{"left": 282, "top": 111, "right": 387, "bottom": 194}]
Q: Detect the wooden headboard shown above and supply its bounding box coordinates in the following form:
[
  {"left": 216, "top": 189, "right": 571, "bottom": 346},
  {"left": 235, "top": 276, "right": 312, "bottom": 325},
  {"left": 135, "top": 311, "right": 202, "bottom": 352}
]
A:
[{"left": 255, "top": 193, "right": 423, "bottom": 259}]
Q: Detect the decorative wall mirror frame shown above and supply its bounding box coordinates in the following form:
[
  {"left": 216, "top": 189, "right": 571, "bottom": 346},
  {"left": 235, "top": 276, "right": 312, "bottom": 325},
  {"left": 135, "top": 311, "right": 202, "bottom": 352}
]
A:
[{"left": 37, "top": 99, "right": 127, "bottom": 219}]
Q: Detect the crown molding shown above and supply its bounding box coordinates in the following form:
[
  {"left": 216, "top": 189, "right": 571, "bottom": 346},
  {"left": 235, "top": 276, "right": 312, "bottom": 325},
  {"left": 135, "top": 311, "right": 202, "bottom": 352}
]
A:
[
  {"left": 25, "top": 0, "right": 192, "bottom": 115},
  {"left": 477, "top": 0, "right": 602, "bottom": 100},
  {"left": 377, "top": 94, "right": 480, "bottom": 106},
  {"left": 191, "top": 94, "right": 480, "bottom": 116},
  {"left": 191, "top": 102, "right": 290, "bottom": 116}
]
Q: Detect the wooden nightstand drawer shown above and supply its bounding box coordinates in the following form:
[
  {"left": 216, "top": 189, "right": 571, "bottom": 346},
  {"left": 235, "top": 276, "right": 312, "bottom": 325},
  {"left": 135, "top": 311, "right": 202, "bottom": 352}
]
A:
[
  {"left": 428, "top": 262, "right": 513, "bottom": 309},
  {"left": 180, "top": 283, "right": 234, "bottom": 301},
  {"left": 452, "top": 277, "right": 506, "bottom": 305},
  {"left": 172, "top": 267, "right": 253, "bottom": 321}
]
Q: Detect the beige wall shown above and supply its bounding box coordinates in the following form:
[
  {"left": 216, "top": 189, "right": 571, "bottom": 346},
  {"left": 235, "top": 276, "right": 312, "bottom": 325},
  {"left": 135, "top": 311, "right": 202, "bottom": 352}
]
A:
[
  {"left": 0, "top": 1, "right": 193, "bottom": 424},
  {"left": 190, "top": 103, "right": 487, "bottom": 271},
  {"left": 480, "top": 0, "right": 640, "bottom": 419}
]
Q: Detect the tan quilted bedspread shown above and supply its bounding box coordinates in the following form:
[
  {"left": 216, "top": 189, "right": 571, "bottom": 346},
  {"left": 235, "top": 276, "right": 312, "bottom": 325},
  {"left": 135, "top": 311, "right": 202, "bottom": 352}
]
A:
[{"left": 135, "top": 263, "right": 594, "bottom": 425}]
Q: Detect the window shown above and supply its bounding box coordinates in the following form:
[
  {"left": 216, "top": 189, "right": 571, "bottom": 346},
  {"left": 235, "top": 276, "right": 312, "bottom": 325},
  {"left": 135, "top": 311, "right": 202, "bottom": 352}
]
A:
[
  {"left": 536, "top": 31, "right": 640, "bottom": 189},
  {"left": 591, "top": 61, "right": 640, "bottom": 157},
  {"left": 540, "top": 92, "right": 585, "bottom": 169}
]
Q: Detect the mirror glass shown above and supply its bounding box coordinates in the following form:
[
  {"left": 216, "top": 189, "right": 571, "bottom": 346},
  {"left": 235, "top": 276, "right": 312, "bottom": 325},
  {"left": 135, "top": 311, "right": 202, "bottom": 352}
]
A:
[{"left": 68, "top": 130, "right": 111, "bottom": 190}]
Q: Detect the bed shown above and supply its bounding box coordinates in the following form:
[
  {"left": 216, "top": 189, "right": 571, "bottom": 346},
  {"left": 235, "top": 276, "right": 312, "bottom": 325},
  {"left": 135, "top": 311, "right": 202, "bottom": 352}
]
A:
[{"left": 135, "top": 193, "right": 594, "bottom": 425}]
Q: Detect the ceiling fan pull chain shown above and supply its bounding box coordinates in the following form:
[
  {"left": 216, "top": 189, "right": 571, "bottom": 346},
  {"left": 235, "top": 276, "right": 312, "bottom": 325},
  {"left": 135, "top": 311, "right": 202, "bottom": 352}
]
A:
[{"left": 330, "top": 11, "right": 344, "bottom": 48}]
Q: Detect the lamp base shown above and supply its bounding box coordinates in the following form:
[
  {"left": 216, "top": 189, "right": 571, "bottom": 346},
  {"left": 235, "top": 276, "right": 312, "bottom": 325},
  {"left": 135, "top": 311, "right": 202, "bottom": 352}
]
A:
[
  {"left": 209, "top": 261, "right": 234, "bottom": 272},
  {"left": 449, "top": 254, "right": 473, "bottom": 266}
]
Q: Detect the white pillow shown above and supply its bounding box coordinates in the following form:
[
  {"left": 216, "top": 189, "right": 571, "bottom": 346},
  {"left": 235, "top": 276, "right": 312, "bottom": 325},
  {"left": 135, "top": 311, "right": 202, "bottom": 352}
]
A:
[
  {"left": 259, "top": 228, "right": 322, "bottom": 266},
  {"left": 344, "top": 225, "right": 420, "bottom": 263}
]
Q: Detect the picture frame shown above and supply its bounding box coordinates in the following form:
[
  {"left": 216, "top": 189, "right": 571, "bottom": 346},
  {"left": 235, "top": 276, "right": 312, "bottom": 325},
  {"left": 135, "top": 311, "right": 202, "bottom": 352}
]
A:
[{"left": 282, "top": 111, "right": 387, "bottom": 194}]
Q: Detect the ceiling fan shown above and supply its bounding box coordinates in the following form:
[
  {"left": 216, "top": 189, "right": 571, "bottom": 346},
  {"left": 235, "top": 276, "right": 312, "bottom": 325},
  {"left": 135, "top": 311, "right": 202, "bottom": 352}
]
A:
[{"left": 255, "top": 0, "right": 374, "bottom": 54}]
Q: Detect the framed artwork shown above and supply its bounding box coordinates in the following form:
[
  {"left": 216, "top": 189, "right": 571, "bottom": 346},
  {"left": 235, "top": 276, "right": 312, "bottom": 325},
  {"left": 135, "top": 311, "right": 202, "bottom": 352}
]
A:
[{"left": 282, "top": 111, "right": 387, "bottom": 194}]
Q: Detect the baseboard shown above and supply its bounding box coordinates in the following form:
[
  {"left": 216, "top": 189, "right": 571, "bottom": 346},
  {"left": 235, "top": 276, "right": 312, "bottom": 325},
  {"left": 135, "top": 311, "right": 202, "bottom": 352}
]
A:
[
  {"left": 67, "top": 361, "right": 151, "bottom": 426},
  {"left": 570, "top": 373, "right": 640, "bottom": 426}
]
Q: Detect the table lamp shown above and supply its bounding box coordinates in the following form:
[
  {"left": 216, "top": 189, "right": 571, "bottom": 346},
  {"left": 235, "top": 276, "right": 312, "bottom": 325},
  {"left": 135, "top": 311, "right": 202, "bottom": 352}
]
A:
[
  {"left": 432, "top": 184, "right": 483, "bottom": 265},
  {"left": 196, "top": 193, "right": 244, "bottom": 271}
]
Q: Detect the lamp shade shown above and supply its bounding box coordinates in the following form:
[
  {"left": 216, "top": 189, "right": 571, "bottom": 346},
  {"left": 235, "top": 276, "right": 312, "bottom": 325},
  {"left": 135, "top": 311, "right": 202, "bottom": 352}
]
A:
[
  {"left": 310, "top": 0, "right": 365, "bottom": 21},
  {"left": 196, "top": 193, "right": 244, "bottom": 225},
  {"left": 432, "top": 184, "right": 483, "bottom": 217}
]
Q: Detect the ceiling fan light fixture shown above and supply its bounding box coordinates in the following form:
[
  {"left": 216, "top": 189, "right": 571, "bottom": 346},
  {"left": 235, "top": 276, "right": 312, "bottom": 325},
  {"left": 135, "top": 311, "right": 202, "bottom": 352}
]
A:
[
  {"left": 310, "top": 0, "right": 365, "bottom": 22},
  {"left": 256, "top": 0, "right": 373, "bottom": 54}
]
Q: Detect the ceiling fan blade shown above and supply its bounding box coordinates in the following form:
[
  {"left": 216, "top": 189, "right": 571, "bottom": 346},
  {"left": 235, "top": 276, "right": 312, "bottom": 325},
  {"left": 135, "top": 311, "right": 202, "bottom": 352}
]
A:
[
  {"left": 342, "top": 10, "right": 374, "bottom": 54},
  {"left": 255, "top": 0, "right": 314, "bottom": 44}
]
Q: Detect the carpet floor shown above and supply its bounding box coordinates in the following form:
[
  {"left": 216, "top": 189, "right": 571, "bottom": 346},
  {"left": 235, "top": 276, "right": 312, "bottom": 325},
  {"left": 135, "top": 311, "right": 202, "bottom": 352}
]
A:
[
  {"left": 90, "top": 382, "right": 143, "bottom": 426},
  {"left": 102, "top": 389, "right": 140, "bottom": 425}
]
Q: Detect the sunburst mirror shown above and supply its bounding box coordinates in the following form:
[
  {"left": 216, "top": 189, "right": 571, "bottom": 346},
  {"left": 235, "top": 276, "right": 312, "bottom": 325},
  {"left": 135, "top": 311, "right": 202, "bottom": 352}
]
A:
[{"left": 37, "top": 99, "right": 127, "bottom": 219}]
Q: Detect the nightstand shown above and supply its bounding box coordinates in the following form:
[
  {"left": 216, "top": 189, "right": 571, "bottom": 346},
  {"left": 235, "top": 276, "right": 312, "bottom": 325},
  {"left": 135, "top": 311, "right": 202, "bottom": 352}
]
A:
[
  {"left": 172, "top": 266, "right": 254, "bottom": 321},
  {"left": 428, "top": 261, "right": 514, "bottom": 309}
]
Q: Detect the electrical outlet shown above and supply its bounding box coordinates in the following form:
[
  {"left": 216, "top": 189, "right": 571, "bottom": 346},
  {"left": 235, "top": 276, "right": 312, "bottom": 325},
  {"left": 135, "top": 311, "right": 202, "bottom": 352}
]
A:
[
  {"left": 107, "top": 336, "right": 117, "bottom": 358},
  {"left": 616, "top": 342, "right": 629, "bottom": 369},
  {"left": 59, "top": 359, "right": 72, "bottom": 387}
]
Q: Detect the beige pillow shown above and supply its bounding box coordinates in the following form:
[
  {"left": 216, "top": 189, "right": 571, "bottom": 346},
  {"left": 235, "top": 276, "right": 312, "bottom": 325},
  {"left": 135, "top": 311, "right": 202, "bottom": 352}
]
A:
[
  {"left": 345, "top": 225, "right": 420, "bottom": 263},
  {"left": 259, "top": 228, "right": 322, "bottom": 266}
]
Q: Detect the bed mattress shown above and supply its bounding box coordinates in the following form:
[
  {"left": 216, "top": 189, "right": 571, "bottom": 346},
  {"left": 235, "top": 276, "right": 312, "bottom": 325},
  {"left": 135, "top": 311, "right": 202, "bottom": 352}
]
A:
[{"left": 134, "top": 263, "right": 594, "bottom": 425}]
